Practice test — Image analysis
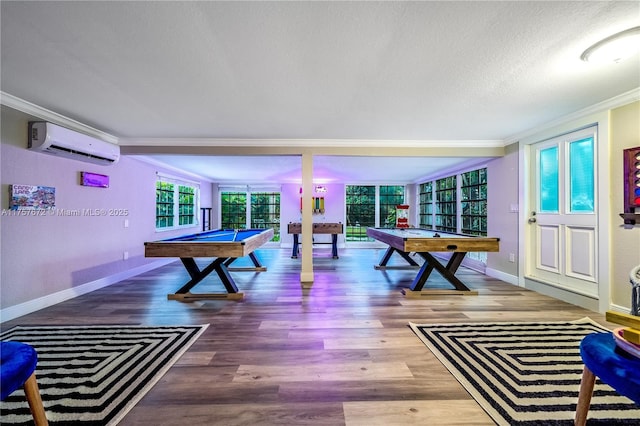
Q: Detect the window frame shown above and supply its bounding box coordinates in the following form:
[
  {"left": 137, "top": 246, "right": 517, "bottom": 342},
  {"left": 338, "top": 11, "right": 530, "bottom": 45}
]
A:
[
  {"left": 155, "top": 175, "right": 200, "bottom": 232},
  {"left": 460, "top": 168, "right": 488, "bottom": 236},
  {"left": 419, "top": 182, "right": 434, "bottom": 228},
  {"left": 435, "top": 176, "right": 457, "bottom": 233},
  {"left": 251, "top": 191, "right": 281, "bottom": 242},
  {"left": 345, "top": 184, "right": 405, "bottom": 242},
  {"left": 219, "top": 186, "right": 282, "bottom": 242},
  {"left": 417, "top": 167, "right": 488, "bottom": 264}
]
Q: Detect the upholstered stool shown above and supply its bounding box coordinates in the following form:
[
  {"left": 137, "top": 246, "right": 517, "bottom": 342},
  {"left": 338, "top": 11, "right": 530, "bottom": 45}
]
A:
[
  {"left": 575, "top": 332, "right": 640, "bottom": 425},
  {"left": 0, "top": 341, "right": 49, "bottom": 425}
]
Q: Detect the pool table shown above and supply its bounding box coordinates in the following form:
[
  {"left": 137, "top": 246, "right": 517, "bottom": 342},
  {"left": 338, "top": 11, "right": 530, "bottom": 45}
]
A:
[
  {"left": 145, "top": 228, "right": 274, "bottom": 300},
  {"left": 366, "top": 227, "right": 500, "bottom": 295}
]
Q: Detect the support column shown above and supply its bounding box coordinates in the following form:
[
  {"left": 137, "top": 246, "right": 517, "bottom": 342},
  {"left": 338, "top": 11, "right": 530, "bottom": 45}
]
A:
[{"left": 300, "top": 153, "right": 314, "bottom": 285}]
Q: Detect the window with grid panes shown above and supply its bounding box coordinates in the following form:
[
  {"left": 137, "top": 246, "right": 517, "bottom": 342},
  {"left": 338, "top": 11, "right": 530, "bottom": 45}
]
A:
[
  {"left": 345, "top": 185, "right": 375, "bottom": 241},
  {"left": 435, "top": 176, "right": 457, "bottom": 233},
  {"left": 379, "top": 185, "right": 405, "bottom": 228},
  {"left": 156, "top": 181, "right": 174, "bottom": 229},
  {"left": 220, "top": 192, "right": 247, "bottom": 230},
  {"left": 156, "top": 178, "right": 199, "bottom": 230},
  {"left": 419, "top": 182, "right": 433, "bottom": 228},
  {"left": 178, "top": 185, "right": 195, "bottom": 226},
  {"left": 461, "top": 168, "right": 487, "bottom": 235},
  {"left": 251, "top": 192, "right": 281, "bottom": 242}
]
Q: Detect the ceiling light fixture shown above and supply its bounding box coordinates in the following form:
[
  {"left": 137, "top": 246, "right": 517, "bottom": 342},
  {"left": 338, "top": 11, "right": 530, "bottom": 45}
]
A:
[{"left": 581, "top": 26, "right": 640, "bottom": 64}]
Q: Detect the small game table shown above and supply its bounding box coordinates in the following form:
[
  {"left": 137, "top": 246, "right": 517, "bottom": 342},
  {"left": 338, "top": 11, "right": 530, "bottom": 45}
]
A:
[
  {"left": 366, "top": 227, "right": 500, "bottom": 296},
  {"left": 145, "top": 228, "right": 274, "bottom": 300},
  {"left": 287, "top": 222, "right": 343, "bottom": 259}
]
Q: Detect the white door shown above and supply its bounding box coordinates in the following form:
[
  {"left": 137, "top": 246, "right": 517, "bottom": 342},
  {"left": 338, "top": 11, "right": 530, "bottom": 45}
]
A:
[{"left": 526, "top": 126, "right": 598, "bottom": 298}]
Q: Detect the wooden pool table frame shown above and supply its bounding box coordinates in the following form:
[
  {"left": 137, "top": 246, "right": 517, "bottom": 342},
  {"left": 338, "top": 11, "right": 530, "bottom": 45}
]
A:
[
  {"left": 366, "top": 227, "right": 500, "bottom": 296},
  {"left": 145, "top": 228, "right": 274, "bottom": 301}
]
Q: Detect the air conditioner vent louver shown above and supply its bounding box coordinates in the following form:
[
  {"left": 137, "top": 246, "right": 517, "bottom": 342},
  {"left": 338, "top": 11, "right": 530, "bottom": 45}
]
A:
[
  {"left": 44, "top": 144, "right": 118, "bottom": 164},
  {"left": 28, "top": 121, "right": 120, "bottom": 166}
]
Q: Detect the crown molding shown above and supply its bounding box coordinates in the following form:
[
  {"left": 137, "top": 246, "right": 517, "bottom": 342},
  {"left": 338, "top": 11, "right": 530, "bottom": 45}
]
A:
[
  {"left": 504, "top": 88, "right": 640, "bottom": 144},
  {"left": 131, "top": 155, "right": 214, "bottom": 183},
  {"left": 0, "top": 91, "right": 119, "bottom": 145},
  {"left": 120, "top": 137, "right": 505, "bottom": 148}
]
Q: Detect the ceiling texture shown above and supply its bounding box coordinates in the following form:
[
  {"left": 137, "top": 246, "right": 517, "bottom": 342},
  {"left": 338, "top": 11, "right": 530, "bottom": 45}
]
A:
[{"left": 1, "top": 1, "right": 639, "bottom": 183}]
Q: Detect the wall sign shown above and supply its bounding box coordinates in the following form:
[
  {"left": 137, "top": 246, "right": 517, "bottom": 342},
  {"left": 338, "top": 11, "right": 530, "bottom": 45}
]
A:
[{"left": 81, "top": 172, "right": 109, "bottom": 188}]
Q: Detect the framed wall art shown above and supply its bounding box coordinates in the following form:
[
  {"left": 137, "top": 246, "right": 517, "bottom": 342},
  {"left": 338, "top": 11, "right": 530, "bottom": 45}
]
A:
[{"left": 9, "top": 184, "right": 56, "bottom": 210}]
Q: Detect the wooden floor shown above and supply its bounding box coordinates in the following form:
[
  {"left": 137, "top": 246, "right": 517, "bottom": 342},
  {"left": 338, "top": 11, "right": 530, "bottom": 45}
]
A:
[{"left": 1, "top": 248, "right": 610, "bottom": 425}]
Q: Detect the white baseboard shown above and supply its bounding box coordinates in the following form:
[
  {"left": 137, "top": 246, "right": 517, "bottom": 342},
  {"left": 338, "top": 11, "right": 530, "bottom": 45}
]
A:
[
  {"left": 0, "top": 259, "right": 174, "bottom": 323},
  {"left": 485, "top": 267, "right": 519, "bottom": 286},
  {"left": 608, "top": 303, "right": 631, "bottom": 314}
]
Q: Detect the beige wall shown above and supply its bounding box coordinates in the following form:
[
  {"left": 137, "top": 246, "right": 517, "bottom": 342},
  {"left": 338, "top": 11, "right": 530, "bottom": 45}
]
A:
[
  {"left": 610, "top": 101, "right": 640, "bottom": 307},
  {"left": 0, "top": 106, "right": 212, "bottom": 319},
  {"left": 486, "top": 142, "right": 519, "bottom": 280}
]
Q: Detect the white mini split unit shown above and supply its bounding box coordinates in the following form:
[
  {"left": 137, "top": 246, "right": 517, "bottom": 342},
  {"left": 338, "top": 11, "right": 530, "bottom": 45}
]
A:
[{"left": 28, "top": 121, "right": 120, "bottom": 166}]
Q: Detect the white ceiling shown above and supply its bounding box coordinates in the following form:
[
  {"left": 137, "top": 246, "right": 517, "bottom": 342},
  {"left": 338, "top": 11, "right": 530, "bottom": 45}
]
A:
[{"left": 2, "top": 1, "right": 639, "bottom": 183}]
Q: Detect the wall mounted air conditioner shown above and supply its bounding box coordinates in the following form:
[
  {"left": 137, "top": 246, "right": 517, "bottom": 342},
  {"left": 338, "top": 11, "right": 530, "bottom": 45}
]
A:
[{"left": 28, "top": 121, "right": 120, "bottom": 166}]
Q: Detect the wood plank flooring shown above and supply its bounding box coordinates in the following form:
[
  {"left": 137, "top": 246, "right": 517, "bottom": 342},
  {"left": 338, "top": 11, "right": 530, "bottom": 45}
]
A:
[{"left": 1, "top": 248, "right": 610, "bottom": 425}]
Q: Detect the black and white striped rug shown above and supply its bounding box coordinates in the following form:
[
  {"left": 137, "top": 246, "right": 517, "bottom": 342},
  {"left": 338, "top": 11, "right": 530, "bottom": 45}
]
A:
[
  {"left": 0, "top": 324, "right": 208, "bottom": 425},
  {"left": 410, "top": 318, "right": 640, "bottom": 425}
]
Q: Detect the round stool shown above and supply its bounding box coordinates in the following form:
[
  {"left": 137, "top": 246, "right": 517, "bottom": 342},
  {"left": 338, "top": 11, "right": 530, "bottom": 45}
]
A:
[
  {"left": 575, "top": 332, "right": 640, "bottom": 425},
  {"left": 0, "top": 341, "right": 49, "bottom": 425}
]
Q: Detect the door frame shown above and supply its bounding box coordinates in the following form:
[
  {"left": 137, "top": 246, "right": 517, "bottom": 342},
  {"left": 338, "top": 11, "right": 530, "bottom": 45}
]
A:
[{"left": 518, "top": 111, "right": 612, "bottom": 313}]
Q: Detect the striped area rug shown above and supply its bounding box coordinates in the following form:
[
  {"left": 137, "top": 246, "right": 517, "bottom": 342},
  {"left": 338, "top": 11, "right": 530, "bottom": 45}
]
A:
[
  {"left": 409, "top": 318, "right": 640, "bottom": 425},
  {"left": 0, "top": 324, "right": 208, "bottom": 425}
]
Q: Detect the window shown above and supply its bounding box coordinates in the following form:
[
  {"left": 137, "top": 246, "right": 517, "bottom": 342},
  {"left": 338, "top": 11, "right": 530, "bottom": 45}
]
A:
[
  {"left": 420, "top": 167, "right": 488, "bottom": 263},
  {"left": 220, "top": 188, "right": 281, "bottom": 241},
  {"left": 178, "top": 185, "right": 196, "bottom": 226},
  {"left": 461, "top": 168, "right": 487, "bottom": 236},
  {"left": 156, "top": 181, "right": 174, "bottom": 229},
  {"left": 379, "top": 185, "right": 405, "bottom": 228},
  {"left": 435, "top": 176, "right": 457, "bottom": 233},
  {"left": 569, "top": 137, "right": 594, "bottom": 213},
  {"left": 220, "top": 192, "right": 247, "bottom": 230},
  {"left": 251, "top": 192, "right": 281, "bottom": 241},
  {"left": 155, "top": 177, "right": 199, "bottom": 230},
  {"left": 345, "top": 185, "right": 375, "bottom": 241},
  {"left": 345, "top": 185, "right": 405, "bottom": 241},
  {"left": 419, "top": 182, "right": 433, "bottom": 228},
  {"left": 539, "top": 146, "right": 559, "bottom": 213}
]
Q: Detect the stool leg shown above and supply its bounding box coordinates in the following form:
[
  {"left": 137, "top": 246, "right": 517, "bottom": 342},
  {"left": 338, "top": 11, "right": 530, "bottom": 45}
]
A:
[
  {"left": 575, "top": 366, "right": 596, "bottom": 426},
  {"left": 23, "top": 372, "right": 49, "bottom": 426}
]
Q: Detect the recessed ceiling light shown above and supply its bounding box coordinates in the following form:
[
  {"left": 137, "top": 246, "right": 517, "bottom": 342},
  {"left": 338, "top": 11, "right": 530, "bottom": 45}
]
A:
[{"left": 580, "top": 26, "right": 640, "bottom": 64}]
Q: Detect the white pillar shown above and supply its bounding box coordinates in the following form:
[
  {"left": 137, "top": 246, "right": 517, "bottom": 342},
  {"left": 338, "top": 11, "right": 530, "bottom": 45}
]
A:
[{"left": 300, "top": 153, "right": 314, "bottom": 285}]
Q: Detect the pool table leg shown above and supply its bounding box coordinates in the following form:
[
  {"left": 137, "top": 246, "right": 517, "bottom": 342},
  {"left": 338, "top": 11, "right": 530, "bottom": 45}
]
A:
[
  {"left": 224, "top": 253, "right": 268, "bottom": 272},
  {"left": 248, "top": 252, "right": 263, "bottom": 268},
  {"left": 375, "top": 247, "right": 419, "bottom": 269},
  {"left": 176, "top": 257, "right": 239, "bottom": 294},
  {"left": 214, "top": 262, "right": 240, "bottom": 294},
  {"left": 331, "top": 234, "right": 339, "bottom": 259},
  {"left": 410, "top": 252, "right": 470, "bottom": 292}
]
